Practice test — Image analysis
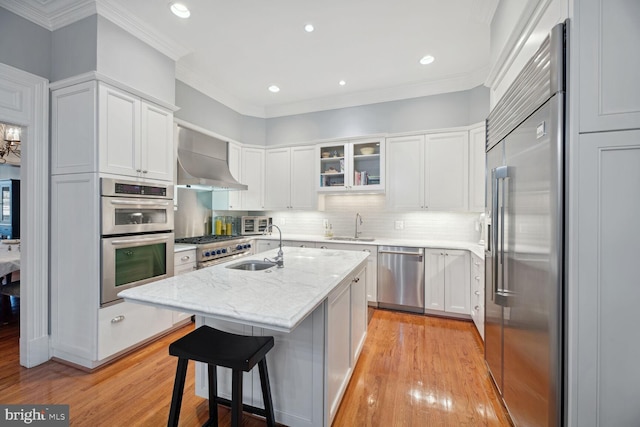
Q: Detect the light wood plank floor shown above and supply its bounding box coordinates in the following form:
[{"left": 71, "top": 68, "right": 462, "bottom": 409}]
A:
[{"left": 0, "top": 309, "right": 510, "bottom": 426}]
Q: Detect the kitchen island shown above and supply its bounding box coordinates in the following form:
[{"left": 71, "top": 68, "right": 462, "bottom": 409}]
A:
[{"left": 119, "top": 247, "right": 369, "bottom": 427}]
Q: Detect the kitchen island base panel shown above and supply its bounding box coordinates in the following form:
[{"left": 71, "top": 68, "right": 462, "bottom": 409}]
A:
[{"left": 195, "top": 306, "right": 326, "bottom": 427}]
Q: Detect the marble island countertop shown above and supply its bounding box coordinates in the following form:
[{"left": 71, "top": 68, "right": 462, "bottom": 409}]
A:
[{"left": 119, "top": 247, "right": 369, "bottom": 333}]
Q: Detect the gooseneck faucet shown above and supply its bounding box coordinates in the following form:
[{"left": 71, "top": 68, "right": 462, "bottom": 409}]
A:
[
  {"left": 355, "top": 213, "right": 363, "bottom": 238},
  {"left": 263, "top": 224, "right": 284, "bottom": 268}
]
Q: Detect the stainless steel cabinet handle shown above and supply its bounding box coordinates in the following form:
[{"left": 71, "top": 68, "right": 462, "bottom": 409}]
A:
[
  {"left": 110, "top": 200, "right": 171, "bottom": 206},
  {"left": 474, "top": 290, "right": 480, "bottom": 296},
  {"left": 475, "top": 276, "right": 481, "bottom": 281},
  {"left": 181, "top": 255, "right": 191, "bottom": 261},
  {"left": 320, "top": 246, "right": 327, "bottom": 249},
  {"left": 111, "top": 315, "right": 125, "bottom": 323},
  {"left": 474, "top": 305, "right": 480, "bottom": 311},
  {"left": 111, "top": 235, "right": 170, "bottom": 245},
  {"left": 136, "top": 169, "right": 142, "bottom": 173},
  {"left": 363, "top": 249, "right": 371, "bottom": 253}
]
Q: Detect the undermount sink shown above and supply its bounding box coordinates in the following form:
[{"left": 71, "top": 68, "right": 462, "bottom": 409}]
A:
[
  {"left": 226, "top": 260, "right": 276, "bottom": 271},
  {"left": 328, "top": 236, "right": 376, "bottom": 242}
]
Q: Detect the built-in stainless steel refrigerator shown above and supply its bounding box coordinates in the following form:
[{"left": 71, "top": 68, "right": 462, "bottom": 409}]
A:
[{"left": 484, "top": 22, "right": 566, "bottom": 427}]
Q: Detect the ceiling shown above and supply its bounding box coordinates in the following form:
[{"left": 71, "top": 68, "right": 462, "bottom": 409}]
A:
[{"left": 2, "top": 0, "right": 499, "bottom": 118}]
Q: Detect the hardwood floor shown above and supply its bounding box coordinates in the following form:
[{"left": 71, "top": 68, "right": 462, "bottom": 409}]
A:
[{"left": 0, "top": 309, "right": 510, "bottom": 426}]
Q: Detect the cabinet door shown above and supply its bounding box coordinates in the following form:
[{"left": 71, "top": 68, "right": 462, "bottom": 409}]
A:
[
  {"left": 228, "top": 142, "right": 242, "bottom": 210},
  {"left": 350, "top": 267, "right": 367, "bottom": 363},
  {"left": 318, "top": 142, "right": 348, "bottom": 191},
  {"left": 425, "top": 132, "right": 469, "bottom": 211},
  {"left": 469, "top": 125, "right": 486, "bottom": 212},
  {"left": 51, "top": 81, "right": 97, "bottom": 175},
  {"left": 386, "top": 135, "right": 425, "bottom": 210},
  {"left": 98, "top": 84, "right": 141, "bottom": 176},
  {"left": 575, "top": 129, "right": 640, "bottom": 426},
  {"left": 424, "top": 249, "right": 445, "bottom": 311},
  {"left": 264, "top": 148, "right": 291, "bottom": 209},
  {"left": 241, "top": 147, "right": 265, "bottom": 210},
  {"left": 290, "top": 146, "right": 317, "bottom": 209},
  {"left": 140, "top": 102, "right": 173, "bottom": 181},
  {"left": 443, "top": 250, "right": 471, "bottom": 314},
  {"left": 327, "top": 279, "right": 351, "bottom": 422},
  {"left": 351, "top": 139, "right": 384, "bottom": 191},
  {"left": 579, "top": 0, "right": 640, "bottom": 132},
  {"left": 255, "top": 240, "right": 278, "bottom": 253}
]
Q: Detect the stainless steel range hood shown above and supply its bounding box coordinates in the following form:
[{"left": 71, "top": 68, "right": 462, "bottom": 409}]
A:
[{"left": 176, "top": 125, "right": 247, "bottom": 190}]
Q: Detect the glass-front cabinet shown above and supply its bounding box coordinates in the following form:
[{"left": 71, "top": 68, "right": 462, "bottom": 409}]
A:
[{"left": 317, "top": 138, "right": 385, "bottom": 192}]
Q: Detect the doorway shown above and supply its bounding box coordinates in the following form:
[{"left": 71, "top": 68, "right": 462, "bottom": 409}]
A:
[{"left": 0, "top": 62, "right": 49, "bottom": 367}]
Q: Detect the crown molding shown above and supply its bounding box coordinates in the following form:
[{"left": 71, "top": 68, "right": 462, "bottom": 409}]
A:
[{"left": 177, "top": 62, "right": 488, "bottom": 119}]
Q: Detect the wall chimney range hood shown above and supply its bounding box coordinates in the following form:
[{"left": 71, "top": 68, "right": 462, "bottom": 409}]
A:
[{"left": 176, "top": 125, "right": 247, "bottom": 191}]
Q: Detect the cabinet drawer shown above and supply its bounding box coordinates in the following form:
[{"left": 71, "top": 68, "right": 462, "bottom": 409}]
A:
[
  {"left": 98, "top": 301, "right": 173, "bottom": 360},
  {"left": 174, "top": 249, "right": 196, "bottom": 268}
]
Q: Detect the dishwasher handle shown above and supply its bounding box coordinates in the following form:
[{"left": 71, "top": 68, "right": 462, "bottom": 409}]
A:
[{"left": 378, "top": 249, "right": 424, "bottom": 258}]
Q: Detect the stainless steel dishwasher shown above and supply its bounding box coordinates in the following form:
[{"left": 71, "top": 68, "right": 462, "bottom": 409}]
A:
[{"left": 377, "top": 246, "right": 425, "bottom": 313}]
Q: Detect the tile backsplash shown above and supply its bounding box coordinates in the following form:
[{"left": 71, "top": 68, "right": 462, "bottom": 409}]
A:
[{"left": 257, "top": 194, "right": 483, "bottom": 243}]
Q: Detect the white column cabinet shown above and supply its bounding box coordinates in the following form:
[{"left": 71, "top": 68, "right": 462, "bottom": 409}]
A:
[
  {"left": 424, "top": 249, "right": 471, "bottom": 316},
  {"left": 386, "top": 131, "right": 469, "bottom": 211},
  {"left": 264, "top": 145, "right": 316, "bottom": 210},
  {"left": 241, "top": 147, "right": 265, "bottom": 210},
  {"left": 468, "top": 125, "right": 486, "bottom": 212},
  {"left": 173, "top": 249, "right": 196, "bottom": 325},
  {"left": 51, "top": 81, "right": 174, "bottom": 182},
  {"left": 470, "top": 252, "right": 484, "bottom": 340}
]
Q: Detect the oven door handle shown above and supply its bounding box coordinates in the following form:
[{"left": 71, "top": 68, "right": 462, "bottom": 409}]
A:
[
  {"left": 108, "top": 200, "right": 171, "bottom": 206},
  {"left": 110, "top": 235, "right": 171, "bottom": 246}
]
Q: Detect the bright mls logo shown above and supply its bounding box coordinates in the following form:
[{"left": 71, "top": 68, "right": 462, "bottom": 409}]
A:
[{"left": 1, "top": 405, "right": 69, "bottom": 426}]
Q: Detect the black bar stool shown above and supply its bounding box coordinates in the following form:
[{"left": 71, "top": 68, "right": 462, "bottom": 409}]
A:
[{"left": 167, "top": 325, "right": 276, "bottom": 427}]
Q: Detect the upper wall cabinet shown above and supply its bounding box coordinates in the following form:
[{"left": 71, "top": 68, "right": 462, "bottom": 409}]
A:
[
  {"left": 51, "top": 81, "right": 174, "bottom": 182},
  {"left": 386, "top": 131, "right": 469, "bottom": 211},
  {"left": 468, "top": 125, "right": 486, "bottom": 212},
  {"left": 264, "top": 145, "right": 316, "bottom": 210},
  {"left": 241, "top": 147, "right": 265, "bottom": 210},
  {"left": 579, "top": 0, "right": 640, "bottom": 132},
  {"left": 317, "top": 138, "right": 385, "bottom": 193}
]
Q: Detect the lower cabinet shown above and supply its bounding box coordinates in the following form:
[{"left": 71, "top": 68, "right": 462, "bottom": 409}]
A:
[
  {"left": 173, "top": 248, "right": 196, "bottom": 325},
  {"left": 97, "top": 301, "right": 173, "bottom": 360},
  {"left": 424, "top": 249, "right": 471, "bottom": 316},
  {"left": 470, "top": 253, "right": 485, "bottom": 339},
  {"left": 318, "top": 242, "right": 378, "bottom": 304}
]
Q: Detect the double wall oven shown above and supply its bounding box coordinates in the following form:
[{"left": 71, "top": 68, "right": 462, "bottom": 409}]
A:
[{"left": 100, "top": 178, "right": 174, "bottom": 306}]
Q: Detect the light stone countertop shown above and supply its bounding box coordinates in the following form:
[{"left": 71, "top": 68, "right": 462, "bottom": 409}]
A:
[
  {"left": 257, "top": 233, "right": 486, "bottom": 259},
  {"left": 120, "top": 247, "right": 369, "bottom": 333}
]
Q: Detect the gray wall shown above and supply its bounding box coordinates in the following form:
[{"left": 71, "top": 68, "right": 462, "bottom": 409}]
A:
[
  {"left": 175, "top": 80, "right": 266, "bottom": 145},
  {"left": 0, "top": 7, "right": 51, "bottom": 79},
  {"left": 265, "top": 86, "right": 490, "bottom": 145},
  {"left": 97, "top": 16, "right": 175, "bottom": 104},
  {"left": 51, "top": 15, "right": 97, "bottom": 82}
]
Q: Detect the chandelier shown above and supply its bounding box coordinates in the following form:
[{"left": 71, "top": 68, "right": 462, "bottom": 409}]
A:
[{"left": 1, "top": 126, "right": 21, "bottom": 164}]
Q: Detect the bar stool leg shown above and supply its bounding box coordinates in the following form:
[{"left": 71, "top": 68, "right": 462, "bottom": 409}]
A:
[
  {"left": 168, "top": 358, "right": 188, "bottom": 427},
  {"left": 258, "top": 359, "right": 276, "bottom": 427},
  {"left": 230, "top": 369, "right": 243, "bottom": 427},
  {"left": 206, "top": 364, "right": 218, "bottom": 427}
]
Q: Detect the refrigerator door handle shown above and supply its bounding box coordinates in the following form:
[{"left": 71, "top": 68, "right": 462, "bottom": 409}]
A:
[{"left": 492, "top": 166, "right": 509, "bottom": 303}]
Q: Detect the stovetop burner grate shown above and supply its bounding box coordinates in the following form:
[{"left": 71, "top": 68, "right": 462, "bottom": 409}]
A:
[{"left": 175, "top": 235, "right": 244, "bottom": 245}]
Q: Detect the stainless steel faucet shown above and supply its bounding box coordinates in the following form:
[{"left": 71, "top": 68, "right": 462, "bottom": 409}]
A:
[
  {"left": 263, "top": 224, "right": 284, "bottom": 268},
  {"left": 355, "top": 213, "right": 363, "bottom": 238}
]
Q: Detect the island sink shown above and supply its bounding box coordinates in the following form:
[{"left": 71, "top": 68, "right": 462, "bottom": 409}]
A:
[{"left": 226, "top": 260, "right": 276, "bottom": 271}]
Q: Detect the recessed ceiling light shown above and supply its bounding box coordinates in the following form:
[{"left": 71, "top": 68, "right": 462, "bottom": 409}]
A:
[
  {"left": 339, "top": 80, "right": 346, "bottom": 86},
  {"left": 304, "top": 24, "right": 315, "bottom": 33},
  {"left": 268, "top": 85, "right": 280, "bottom": 93},
  {"left": 170, "top": 3, "right": 190, "bottom": 19},
  {"left": 419, "top": 55, "right": 435, "bottom": 65}
]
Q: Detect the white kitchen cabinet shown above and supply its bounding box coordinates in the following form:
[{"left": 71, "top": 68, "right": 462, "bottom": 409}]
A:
[
  {"left": 326, "top": 276, "right": 351, "bottom": 422},
  {"left": 264, "top": 145, "right": 316, "bottom": 210},
  {"left": 424, "top": 249, "right": 471, "bottom": 316},
  {"left": 350, "top": 267, "right": 367, "bottom": 363},
  {"left": 470, "top": 252, "right": 484, "bottom": 340},
  {"left": 386, "top": 131, "right": 469, "bottom": 211},
  {"left": 241, "top": 147, "right": 265, "bottom": 210},
  {"left": 173, "top": 249, "right": 196, "bottom": 325},
  {"left": 283, "top": 240, "right": 316, "bottom": 248},
  {"left": 318, "top": 242, "right": 378, "bottom": 304},
  {"left": 578, "top": 0, "right": 640, "bottom": 133},
  {"left": 468, "top": 125, "right": 486, "bottom": 212},
  {"left": 317, "top": 138, "right": 385, "bottom": 193},
  {"left": 255, "top": 239, "right": 278, "bottom": 253},
  {"left": 51, "top": 81, "right": 174, "bottom": 182}
]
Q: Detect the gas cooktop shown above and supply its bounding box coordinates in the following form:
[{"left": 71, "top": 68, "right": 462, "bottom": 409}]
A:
[{"left": 175, "top": 235, "right": 243, "bottom": 245}]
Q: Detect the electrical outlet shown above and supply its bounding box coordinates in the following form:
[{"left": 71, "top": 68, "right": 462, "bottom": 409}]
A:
[
  {"left": 280, "top": 218, "right": 286, "bottom": 225},
  {"left": 394, "top": 220, "right": 404, "bottom": 230}
]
